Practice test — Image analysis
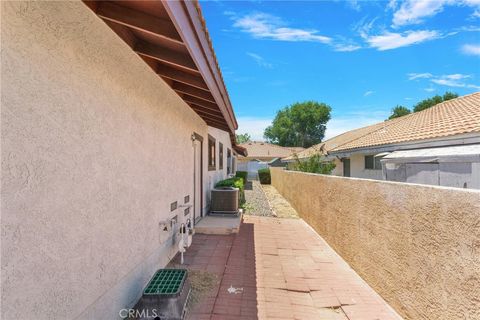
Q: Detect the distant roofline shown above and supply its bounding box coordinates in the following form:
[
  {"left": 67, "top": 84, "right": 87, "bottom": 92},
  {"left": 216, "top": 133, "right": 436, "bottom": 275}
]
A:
[{"left": 285, "top": 91, "right": 480, "bottom": 159}]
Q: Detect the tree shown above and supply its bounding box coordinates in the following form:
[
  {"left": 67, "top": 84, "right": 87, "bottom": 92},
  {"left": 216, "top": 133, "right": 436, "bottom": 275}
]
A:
[
  {"left": 289, "top": 154, "right": 336, "bottom": 174},
  {"left": 388, "top": 105, "right": 411, "bottom": 120},
  {"left": 413, "top": 91, "right": 458, "bottom": 112},
  {"left": 442, "top": 91, "right": 459, "bottom": 101},
  {"left": 264, "top": 101, "right": 331, "bottom": 148},
  {"left": 236, "top": 133, "right": 251, "bottom": 144}
]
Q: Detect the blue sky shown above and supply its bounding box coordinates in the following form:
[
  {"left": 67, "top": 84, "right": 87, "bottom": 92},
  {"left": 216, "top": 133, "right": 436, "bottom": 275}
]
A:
[{"left": 200, "top": 0, "right": 480, "bottom": 140}]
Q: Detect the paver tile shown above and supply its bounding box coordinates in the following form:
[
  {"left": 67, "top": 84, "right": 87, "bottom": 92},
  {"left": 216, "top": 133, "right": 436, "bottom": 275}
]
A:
[{"left": 183, "top": 215, "right": 402, "bottom": 320}]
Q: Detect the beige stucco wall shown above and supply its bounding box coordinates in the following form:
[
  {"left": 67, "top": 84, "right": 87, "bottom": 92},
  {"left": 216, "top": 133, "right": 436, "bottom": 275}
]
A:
[
  {"left": 271, "top": 168, "right": 480, "bottom": 320},
  {"left": 1, "top": 2, "right": 230, "bottom": 319}
]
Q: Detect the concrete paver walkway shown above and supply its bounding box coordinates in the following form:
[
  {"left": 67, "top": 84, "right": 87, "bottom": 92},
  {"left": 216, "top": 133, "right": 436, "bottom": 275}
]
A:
[{"left": 178, "top": 216, "right": 402, "bottom": 320}]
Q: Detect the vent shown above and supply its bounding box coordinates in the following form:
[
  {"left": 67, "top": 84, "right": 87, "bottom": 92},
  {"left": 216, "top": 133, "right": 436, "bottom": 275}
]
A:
[
  {"left": 144, "top": 269, "right": 187, "bottom": 296},
  {"left": 134, "top": 269, "right": 191, "bottom": 320}
]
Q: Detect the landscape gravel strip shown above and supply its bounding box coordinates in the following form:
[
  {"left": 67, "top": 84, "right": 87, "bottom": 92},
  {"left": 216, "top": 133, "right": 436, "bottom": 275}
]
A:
[{"left": 243, "top": 180, "right": 273, "bottom": 217}]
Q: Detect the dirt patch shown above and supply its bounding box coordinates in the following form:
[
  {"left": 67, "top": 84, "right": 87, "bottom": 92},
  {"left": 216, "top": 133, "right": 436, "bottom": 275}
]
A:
[
  {"left": 167, "top": 264, "right": 220, "bottom": 309},
  {"left": 187, "top": 270, "right": 219, "bottom": 306},
  {"left": 261, "top": 185, "right": 299, "bottom": 219}
]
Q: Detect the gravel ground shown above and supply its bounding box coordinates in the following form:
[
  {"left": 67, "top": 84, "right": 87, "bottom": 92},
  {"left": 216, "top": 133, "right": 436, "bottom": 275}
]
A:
[
  {"left": 243, "top": 180, "right": 273, "bottom": 216},
  {"left": 262, "top": 185, "right": 299, "bottom": 219}
]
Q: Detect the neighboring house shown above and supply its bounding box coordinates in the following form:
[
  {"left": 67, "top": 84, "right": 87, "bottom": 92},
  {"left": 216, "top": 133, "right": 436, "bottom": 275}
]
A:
[
  {"left": 238, "top": 141, "right": 304, "bottom": 178},
  {"left": 284, "top": 92, "right": 480, "bottom": 189},
  {"left": 2, "top": 2, "right": 246, "bottom": 319}
]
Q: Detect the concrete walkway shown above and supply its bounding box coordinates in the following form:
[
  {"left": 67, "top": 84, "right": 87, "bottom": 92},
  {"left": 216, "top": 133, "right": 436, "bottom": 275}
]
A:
[{"left": 177, "top": 215, "right": 402, "bottom": 320}]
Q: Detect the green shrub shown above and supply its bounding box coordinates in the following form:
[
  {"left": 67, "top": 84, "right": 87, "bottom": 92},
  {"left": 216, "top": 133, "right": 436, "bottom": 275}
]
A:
[
  {"left": 215, "top": 177, "right": 244, "bottom": 191},
  {"left": 235, "top": 171, "right": 248, "bottom": 184},
  {"left": 258, "top": 168, "right": 271, "bottom": 184},
  {"left": 289, "top": 154, "right": 336, "bottom": 174}
]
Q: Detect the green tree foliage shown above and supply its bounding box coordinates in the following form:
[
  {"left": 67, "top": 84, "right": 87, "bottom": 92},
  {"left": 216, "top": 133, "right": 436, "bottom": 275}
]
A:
[
  {"left": 264, "top": 101, "right": 331, "bottom": 148},
  {"left": 289, "top": 154, "right": 336, "bottom": 174},
  {"left": 236, "top": 133, "right": 251, "bottom": 144},
  {"left": 388, "top": 105, "right": 411, "bottom": 119},
  {"left": 412, "top": 91, "right": 458, "bottom": 112}
]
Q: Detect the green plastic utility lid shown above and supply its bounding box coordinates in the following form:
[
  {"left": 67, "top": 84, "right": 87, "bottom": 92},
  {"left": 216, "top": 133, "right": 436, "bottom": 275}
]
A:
[{"left": 144, "top": 269, "right": 187, "bottom": 295}]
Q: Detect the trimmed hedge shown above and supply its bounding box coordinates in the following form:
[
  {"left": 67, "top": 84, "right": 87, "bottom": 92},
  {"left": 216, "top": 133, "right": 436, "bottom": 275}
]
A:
[
  {"left": 235, "top": 171, "right": 248, "bottom": 184},
  {"left": 258, "top": 168, "right": 271, "bottom": 184},
  {"left": 215, "top": 177, "right": 244, "bottom": 191}
]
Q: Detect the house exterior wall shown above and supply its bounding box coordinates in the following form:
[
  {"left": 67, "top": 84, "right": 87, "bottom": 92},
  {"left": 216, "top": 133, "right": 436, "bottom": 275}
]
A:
[
  {"left": 331, "top": 158, "right": 343, "bottom": 176},
  {"left": 206, "top": 126, "right": 233, "bottom": 210},
  {"left": 1, "top": 2, "right": 230, "bottom": 319},
  {"left": 271, "top": 168, "right": 480, "bottom": 320},
  {"left": 332, "top": 153, "right": 383, "bottom": 179}
]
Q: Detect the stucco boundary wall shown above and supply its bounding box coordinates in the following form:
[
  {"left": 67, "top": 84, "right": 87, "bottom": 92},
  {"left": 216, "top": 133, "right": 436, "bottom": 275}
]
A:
[{"left": 270, "top": 167, "right": 480, "bottom": 320}]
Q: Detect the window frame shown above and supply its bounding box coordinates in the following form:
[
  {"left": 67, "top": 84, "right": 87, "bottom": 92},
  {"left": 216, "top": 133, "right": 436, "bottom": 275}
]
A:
[
  {"left": 208, "top": 135, "right": 216, "bottom": 171},
  {"left": 364, "top": 155, "right": 375, "bottom": 170},
  {"left": 226, "top": 148, "right": 232, "bottom": 174},
  {"left": 219, "top": 142, "right": 224, "bottom": 170},
  {"left": 365, "top": 155, "right": 382, "bottom": 170}
]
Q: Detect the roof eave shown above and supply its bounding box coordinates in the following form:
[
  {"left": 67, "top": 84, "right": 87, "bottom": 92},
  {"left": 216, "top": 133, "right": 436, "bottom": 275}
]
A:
[{"left": 162, "top": 1, "right": 237, "bottom": 133}]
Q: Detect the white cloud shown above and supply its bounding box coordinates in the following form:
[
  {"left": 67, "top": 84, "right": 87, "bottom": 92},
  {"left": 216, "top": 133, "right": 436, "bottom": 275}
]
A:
[
  {"left": 364, "top": 30, "right": 440, "bottom": 50},
  {"left": 334, "top": 43, "right": 362, "bottom": 52},
  {"left": 232, "top": 12, "right": 331, "bottom": 43},
  {"left": 246, "top": 52, "right": 273, "bottom": 68},
  {"left": 392, "top": 0, "right": 480, "bottom": 27},
  {"left": 236, "top": 117, "right": 272, "bottom": 141},
  {"left": 443, "top": 74, "right": 471, "bottom": 80},
  {"left": 346, "top": 0, "right": 361, "bottom": 11},
  {"left": 461, "top": 44, "right": 480, "bottom": 56},
  {"left": 427, "top": 73, "right": 478, "bottom": 89},
  {"left": 364, "top": 90, "right": 374, "bottom": 96},
  {"left": 392, "top": 0, "right": 448, "bottom": 27},
  {"left": 387, "top": 0, "right": 398, "bottom": 11},
  {"left": 408, "top": 72, "right": 433, "bottom": 80},
  {"left": 408, "top": 72, "right": 479, "bottom": 89}
]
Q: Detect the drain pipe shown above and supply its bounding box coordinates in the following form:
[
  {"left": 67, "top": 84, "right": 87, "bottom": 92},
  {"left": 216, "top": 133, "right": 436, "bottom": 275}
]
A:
[
  {"left": 186, "top": 218, "right": 193, "bottom": 247},
  {"left": 178, "top": 223, "right": 187, "bottom": 264},
  {"left": 178, "top": 219, "right": 194, "bottom": 265}
]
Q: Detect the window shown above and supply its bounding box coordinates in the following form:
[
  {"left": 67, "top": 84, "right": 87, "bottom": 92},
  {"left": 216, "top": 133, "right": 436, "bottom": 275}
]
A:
[
  {"left": 365, "top": 155, "right": 374, "bottom": 169},
  {"left": 374, "top": 156, "right": 382, "bottom": 170},
  {"left": 208, "top": 135, "right": 216, "bottom": 171},
  {"left": 343, "top": 158, "right": 351, "bottom": 177},
  {"left": 219, "top": 142, "right": 224, "bottom": 170},
  {"left": 227, "top": 148, "right": 232, "bottom": 174},
  {"left": 365, "top": 155, "right": 382, "bottom": 170}
]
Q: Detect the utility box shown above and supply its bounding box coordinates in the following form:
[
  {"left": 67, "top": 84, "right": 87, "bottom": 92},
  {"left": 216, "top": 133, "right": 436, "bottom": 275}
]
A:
[
  {"left": 210, "top": 187, "right": 239, "bottom": 216},
  {"left": 134, "top": 269, "right": 191, "bottom": 320}
]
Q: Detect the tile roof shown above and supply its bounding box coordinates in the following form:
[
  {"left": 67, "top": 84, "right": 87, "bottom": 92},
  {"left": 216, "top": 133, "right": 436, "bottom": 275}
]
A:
[
  {"left": 285, "top": 92, "right": 480, "bottom": 160},
  {"left": 284, "top": 119, "right": 402, "bottom": 160},
  {"left": 239, "top": 141, "right": 304, "bottom": 159}
]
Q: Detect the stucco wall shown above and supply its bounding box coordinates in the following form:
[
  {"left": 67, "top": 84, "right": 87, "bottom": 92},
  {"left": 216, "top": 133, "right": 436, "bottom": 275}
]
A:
[
  {"left": 1, "top": 2, "right": 227, "bottom": 319},
  {"left": 271, "top": 168, "right": 480, "bottom": 320}
]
